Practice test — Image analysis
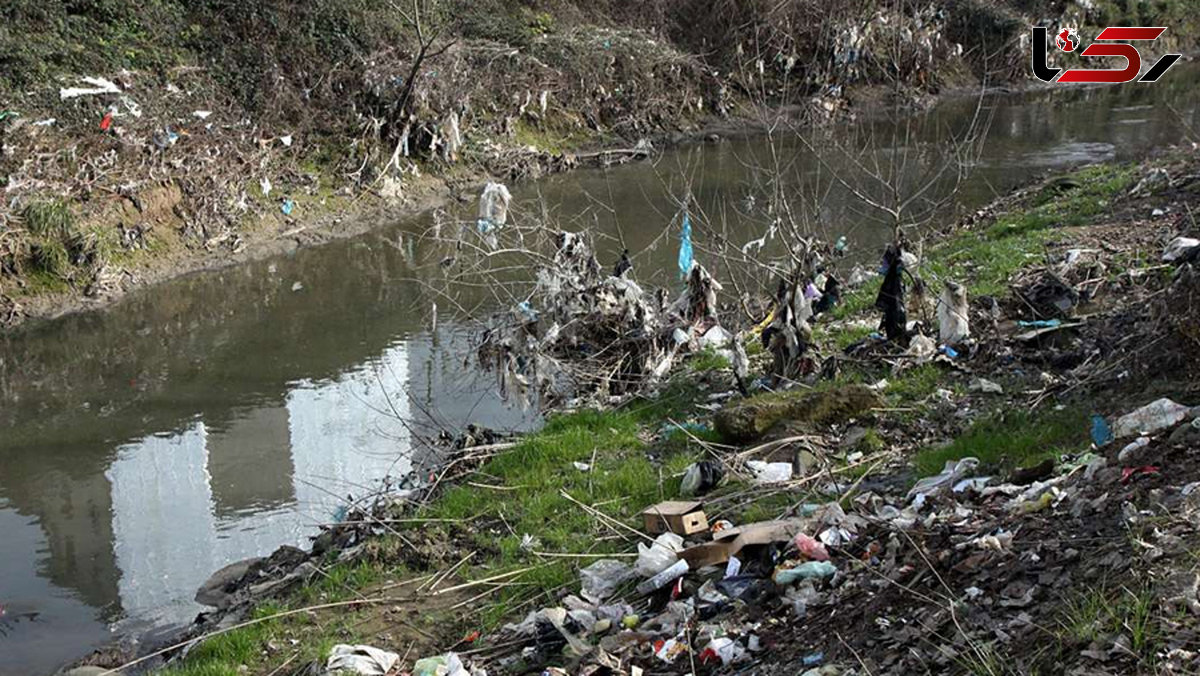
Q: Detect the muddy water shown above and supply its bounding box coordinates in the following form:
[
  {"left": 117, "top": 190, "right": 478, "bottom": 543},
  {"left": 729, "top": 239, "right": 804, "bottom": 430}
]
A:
[{"left": 3, "top": 71, "right": 1200, "bottom": 674}]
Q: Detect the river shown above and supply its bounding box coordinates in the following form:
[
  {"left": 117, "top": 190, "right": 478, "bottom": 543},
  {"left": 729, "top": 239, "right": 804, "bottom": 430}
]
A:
[{"left": 2, "top": 70, "right": 1199, "bottom": 674}]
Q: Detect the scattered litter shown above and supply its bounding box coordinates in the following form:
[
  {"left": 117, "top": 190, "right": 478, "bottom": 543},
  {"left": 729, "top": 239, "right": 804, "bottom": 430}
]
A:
[
  {"left": 1121, "top": 466, "right": 1161, "bottom": 484},
  {"left": 280, "top": 134, "right": 294, "bottom": 147},
  {"left": 60, "top": 76, "right": 121, "bottom": 99},
  {"left": 1114, "top": 398, "right": 1196, "bottom": 438},
  {"left": 193, "top": 111, "right": 213, "bottom": 119},
  {"left": 908, "top": 457, "right": 980, "bottom": 500},
  {"left": 579, "top": 559, "right": 636, "bottom": 603},
  {"left": 747, "top": 460, "right": 793, "bottom": 484},
  {"left": 635, "top": 532, "right": 683, "bottom": 576},
  {"left": 681, "top": 461, "right": 724, "bottom": 497},
  {"left": 1091, "top": 414, "right": 1113, "bottom": 447},
  {"left": 281, "top": 198, "right": 295, "bottom": 216},
  {"left": 324, "top": 644, "right": 400, "bottom": 676},
  {"left": 637, "top": 559, "right": 689, "bottom": 594},
  {"left": 1117, "top": 437, "right": 1151, "bottom": 462},
  {"left": 678, "top": 211, "right": 694, "bottom": 279},
  {"left": 478, "top": 182, "right": 512, "bottom": 229},
  {"left": 794, "top": 533, "right": 830, "bottom": 561},
  {"left": 774, "top": 560, "right": 837, "bottom": 584},
  {"left": 572, "top": 461, "right": 591, "bottom": 472},
  {"left": 1163, "top": 237, "right": 1200, "bottom": 263},
  {"left": 641, "top": 501, "right": 708, "bottom": 535},
  {"left": 260, "top": 177, "right": 273, "bottom": 197},
  {"left": 937, "top": 280, "right": 970, "bottom": 344},
  {"left": 969, "top": 378, "right": 1003, "bottom": 394}
]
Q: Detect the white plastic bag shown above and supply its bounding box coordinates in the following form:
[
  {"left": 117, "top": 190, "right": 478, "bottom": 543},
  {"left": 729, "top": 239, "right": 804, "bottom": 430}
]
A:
[
  {"left": 747, "top": 460, "right": 793, "bottom": 484},
  {"left": 1114, "top": 398, "right": 1196, "bottom": 438},
  {"left": 579, "top": 558, "right": 635, "bottom": 603},
  {"left": 635, "top": 532, "right": 683, "bottom": 576},
  {"left": 478, "top": 182, "right": 512, "bottom": 227},
  {"left": 325, "top": 644, "right": 400, "bottom": 675}
]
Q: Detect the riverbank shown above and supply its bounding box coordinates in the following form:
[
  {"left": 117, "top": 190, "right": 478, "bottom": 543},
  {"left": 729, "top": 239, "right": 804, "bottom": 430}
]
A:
[
  {"left": 9, "top": 0, "right": 1195, "bottom": 328},
  {"left": 69, "top": 147, "right": 1200, "bottom": 675}
]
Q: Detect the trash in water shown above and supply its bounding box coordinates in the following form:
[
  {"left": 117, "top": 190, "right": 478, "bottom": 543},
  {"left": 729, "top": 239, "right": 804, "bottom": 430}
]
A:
[
  {"left": 478, "top": 182, "right": 512, "bottom": 228},
  {"left": 678, "top": 211, "right": 694, "bottom": 280},
  {"left": 325, "top": 644, "right": 400, "bottom": 675}
]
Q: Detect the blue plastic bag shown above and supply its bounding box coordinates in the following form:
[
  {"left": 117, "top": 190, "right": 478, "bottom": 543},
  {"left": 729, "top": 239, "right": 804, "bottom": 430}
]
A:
[{"left": 678, "top": 212, "right": 694, "bottom": 280}]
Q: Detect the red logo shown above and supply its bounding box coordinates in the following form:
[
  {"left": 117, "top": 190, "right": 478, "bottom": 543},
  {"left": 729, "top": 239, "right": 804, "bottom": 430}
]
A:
[
  {"left": 1055, "top": 29, "right": 1078, "bottom": 52},
  {"left": 1032, "top": 26, "right": 1181, "bottom": 84}
]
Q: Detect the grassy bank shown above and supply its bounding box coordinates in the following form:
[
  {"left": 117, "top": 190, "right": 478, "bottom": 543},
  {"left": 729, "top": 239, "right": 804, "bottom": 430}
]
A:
[
  {"left": 78, "top": 122, "right": 1200, "bottom": 676},
  {"left": 9, "top": 0, "right": 1193, "bottom": 325}
]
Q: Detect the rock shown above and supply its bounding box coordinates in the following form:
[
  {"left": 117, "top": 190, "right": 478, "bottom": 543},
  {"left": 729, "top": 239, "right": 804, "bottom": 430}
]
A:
[
  {"left": 714, "top": 385, "right": 882, "bottom": 443},
  {"left": 196, "top": 557, "right": 262, "bottom": 608}
]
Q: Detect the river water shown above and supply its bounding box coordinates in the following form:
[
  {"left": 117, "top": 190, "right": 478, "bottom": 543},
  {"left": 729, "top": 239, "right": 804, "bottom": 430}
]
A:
[{"left": 3, "top": 71, "right": 1199, "bottom": 674}]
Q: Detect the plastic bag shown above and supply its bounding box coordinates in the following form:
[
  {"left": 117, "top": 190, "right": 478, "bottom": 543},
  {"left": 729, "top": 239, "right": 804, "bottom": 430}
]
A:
[
  {"left": 793, "top": 533, "right": 830, "bottom": 561},
  {"left": 937, "top": 280, "right": 970, "bottom": 345},
  {"left": 773, "top": 561, "right": 836, "bottom": 584},
  {"left": 635, "top": 532, "right": 683, "bottom": 576},
  {"left": 1114, "top": 398, "right": 1196, "bottom": 438},
  {"left": 747, "top": 460, "right": 793, "bottom": 484},
  {"left": 678, "top": 212, "right": 694, "bottom": 280},
  {"left": 579, "top": 559, "right": 636, "bottom": 603},
  {"left": 681, "top": 461, "right": 724, "bottom": 496},
  {"left": 907, "top": 457, "right": 979, "bottom": 501},
  {"left": 326, "top": 644, "right": 401, "bottom": 675},
  {"left": 478, "top": 182, "right": 512, "bottom": 228}
]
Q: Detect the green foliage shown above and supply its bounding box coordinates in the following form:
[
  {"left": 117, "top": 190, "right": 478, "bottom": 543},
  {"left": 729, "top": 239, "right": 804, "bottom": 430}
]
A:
[
  {"left": 912, "top": 407, "right": 1088, "bottom": 477},
  {"left": 1060, "top": 584, "right": 1162, "bottom": 661},
  {"left": 984, "top": 164, "right": 1137, "bottom": 240},
  {"left": 690, "top": 346, "right": 731, "bottom": 372},
  {"left": 21, "top": 200, "right": 74, "bottom": 239}
]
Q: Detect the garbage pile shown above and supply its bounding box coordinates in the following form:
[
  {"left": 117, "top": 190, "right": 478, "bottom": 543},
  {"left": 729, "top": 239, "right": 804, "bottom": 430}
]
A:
[
  {"left": 479, "top": 393, "right": 1200, "bottom": 675},
  {"left": 476, "top": 228, "right": 734, "bottom": 407}
]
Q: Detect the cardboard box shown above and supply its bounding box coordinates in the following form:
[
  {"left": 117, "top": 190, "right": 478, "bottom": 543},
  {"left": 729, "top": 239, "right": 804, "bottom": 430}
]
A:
[
  {"left": 641, "top": 500, "right": 708, "bottom": 535},
  {"left": 679, "top": 519, "right": 806, "bottom": 568}
]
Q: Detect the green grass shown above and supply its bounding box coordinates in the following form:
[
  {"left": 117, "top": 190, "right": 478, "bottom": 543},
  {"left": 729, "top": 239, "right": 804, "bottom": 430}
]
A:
[
  {"left": 1060, "top": 584, "right": 1162, "bottom": 661},
  {"left": 912, "top": 407, "right": 1088, "bottom": 477},
  {"left": 690, "top": 346, "right": 731, "bottom": 372},
  {"left": 21, "top": 200, "right": 75, "bottom": 239}
]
